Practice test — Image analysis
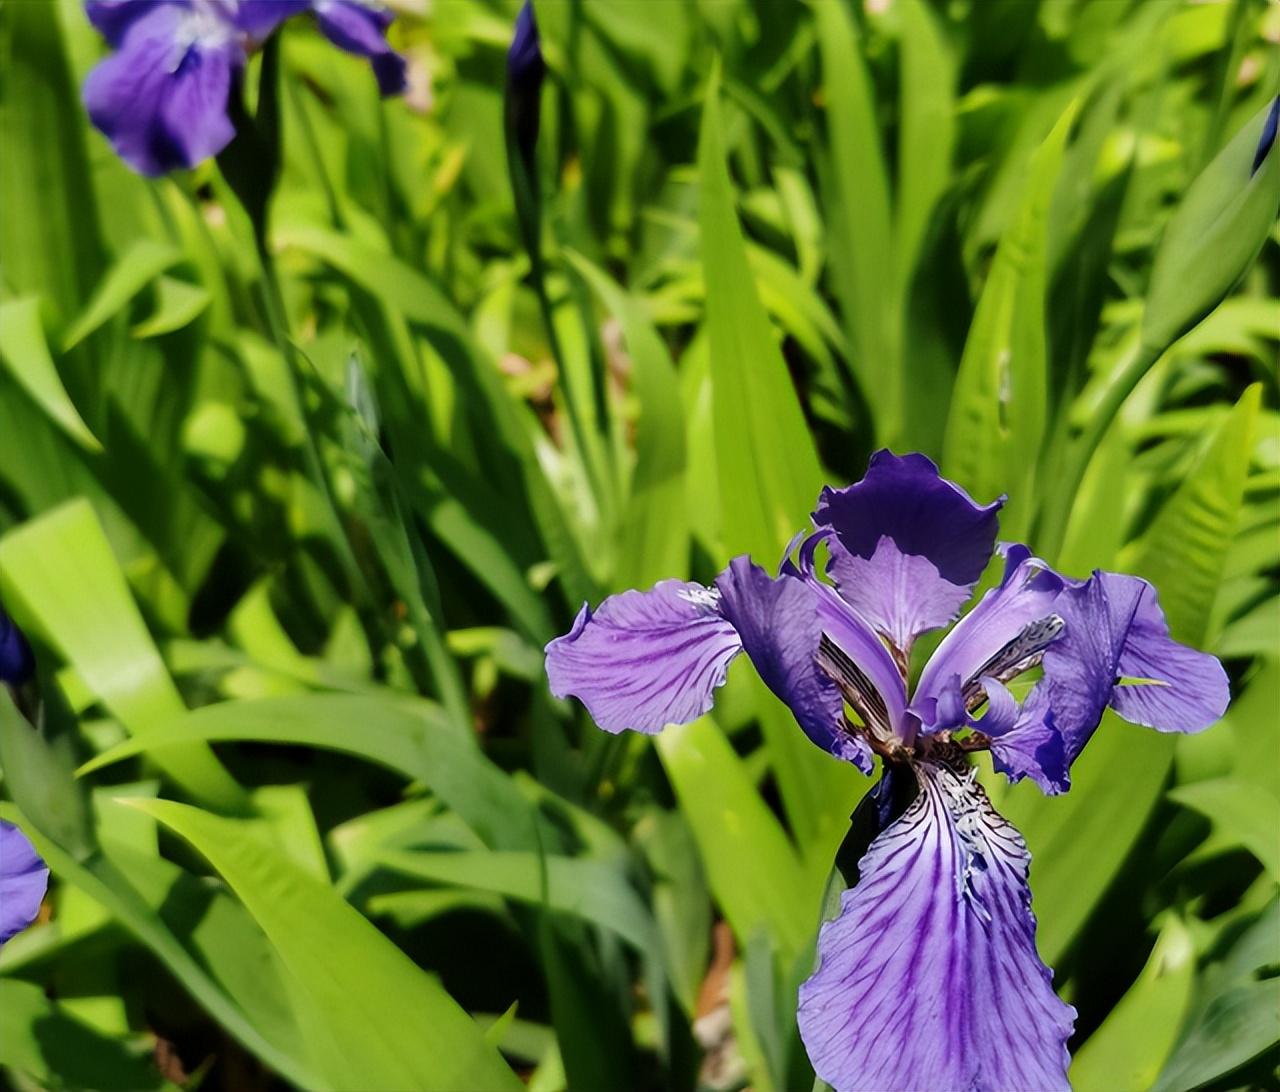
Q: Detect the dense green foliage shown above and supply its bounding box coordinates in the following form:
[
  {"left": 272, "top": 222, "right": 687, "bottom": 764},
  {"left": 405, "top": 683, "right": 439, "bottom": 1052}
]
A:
[{"left": 0, "top": 0, "right": 1277, "bottom": 1089}]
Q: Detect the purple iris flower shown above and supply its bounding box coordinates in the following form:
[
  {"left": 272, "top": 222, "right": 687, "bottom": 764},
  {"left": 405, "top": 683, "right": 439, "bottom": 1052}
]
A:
[
  {"left": 83, "top": 0, "right": 405, "bottom": 177},
  {"left": 0, "top": 606, "right": 35, "bottom": 687},
  {"left": 546, "top": 450, "right": 1229, "bottom": 1092},
  {"left": 0, "top": 820, "right": 48, "bottom": 948}
]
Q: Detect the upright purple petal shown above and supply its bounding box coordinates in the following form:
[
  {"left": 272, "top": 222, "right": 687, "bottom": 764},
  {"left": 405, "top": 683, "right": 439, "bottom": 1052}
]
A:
[
  {"left": 83, "top": 4, "right": 243, "bottom": 176},
  {"left": 1107, "top": 576, "right": 1229, "bottom": 732},
  {"left": 545, "top": 580, "right": 742, "bottom": 735},
  {"left": 232, "top": 0, "right": 311, "bottom": 38},
  {"left": 715, "top": 558, "right": 873, "bottom": 772},
  {"left": 914, "top": 544, "right": 1068, "bottom": 732},
  {"left": 85, "top": 0, "right": 170, "bottom": 46},
  {"left": 312, "top": 0, "right": 407, "bottom": 96},
  {"left": 814, "top": 451, "right": 1003, "bottom": 649},
  {"left": 798, "top": 760, "right": 1074, "bottom": 1092},
  {"left": 0, "top": 821, "right": 48, "bottom": 948}
]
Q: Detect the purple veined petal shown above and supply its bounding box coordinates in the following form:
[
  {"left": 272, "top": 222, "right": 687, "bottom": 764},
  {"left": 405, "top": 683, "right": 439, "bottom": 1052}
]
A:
[
  {"left": 83, "top": 3, "right": 243, "bottom": 176},
  {"left": 914, "top": 543, "right": 1069, "bottom": 733},
  {"left": 312, "top": 0, "right": 408, "bottom": 96},
  {"left": 715, "top": 557, "right": 874, "bottom": 773},
  {"left": 813, "top": 451, "right": 1003, "bottom": 649},
  {"left": 545, "top": 579, "right": 742, "bottom": 736},
  {"left": 1107, "top": 576, "right": 1229, "bottom": 733},
  {"left": 798, "top": 760, "right": 1075, "bottom": 1092},
  {"left": 0, "top": 821, "right": 49, "bottom": 948}
]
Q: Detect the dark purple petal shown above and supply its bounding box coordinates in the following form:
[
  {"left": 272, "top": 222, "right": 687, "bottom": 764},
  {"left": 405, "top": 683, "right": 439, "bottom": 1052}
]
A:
[
  {"left": 0, "top": 821, "right": 48, "bottom": 948},
  {"left": 232, "top": 0, "right": 310, "bottom": 38},
  {"left": 715, "top": 557, "right": 874, "bottom": 773},
  {"left": 312, "top": 0, "right": 407, "bottom": 96},
  {"left": 0, "top": 606, "right": 35, "bottom": 686},
  {"left": 814, "top": 451, "right": 1003, "bottom": 647},
  {"left": 1252, "top": 96, "right": 1279, "bottom": 176},
  {"left": 545, "top": 580, "right": 742, "bottom": 735},
  {"left": 85, "top": 0, "right": 170, "bottom": 46},
  {"left": 83, "top": 4, "right": 243, "bottom": 176},
  {"left": 1108, "top": 577, "right": 1229, "bottom": 733},
  {"left": 798, "top": 761, "right": 1074, "bottom": 1092},
  {"left": 914, "top": 544, "right": 1068, "bottom": 733}
]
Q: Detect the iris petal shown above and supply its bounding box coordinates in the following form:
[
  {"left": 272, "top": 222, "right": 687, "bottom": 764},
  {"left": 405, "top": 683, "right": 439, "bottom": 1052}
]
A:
[
  {"left": 716, "top": 558, "right": 873, "bottom": 772},
  {"left": 814, "top": 451, "right": 1002, "bottom": 648},
  {"left": 83, "top": 4, "right": 241, "bottom": 177},
  {"left": 0, "top": 821, "right": 48, "bottom": 948},
  {"left": 544, "top": 580, "right": 741, "bottom": 735},
  {"left": 798, "top": 760, "right": 1074, "bottom": 1092},
  {"left": 313, "top": 0, "right": 407, "bottom": 96}
]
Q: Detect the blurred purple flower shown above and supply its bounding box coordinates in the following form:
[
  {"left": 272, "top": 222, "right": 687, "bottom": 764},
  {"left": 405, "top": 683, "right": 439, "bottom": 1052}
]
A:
[
  {"left": 546, "top": 449, "right": 1229, "bottom": 1092},
  {"left": 0, "top": 605, "right": 34, "bottom": 687},
  {"left": 83, "top": 0, "right": 406, "bottom": 176},
  {"left": 1252, "top": 96, "right": 1279, "bottom": 176},
  {"left": 0, "top": 821, "right": 48, "bottom": 948},
  {"left": 505, "top": 1, "right": 544, "bottom": 168}
]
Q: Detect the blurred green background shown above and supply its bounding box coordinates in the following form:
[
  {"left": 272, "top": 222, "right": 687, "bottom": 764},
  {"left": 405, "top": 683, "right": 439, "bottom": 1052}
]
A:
[{"left": 0, "top": 0, "right": 1277, "bottom": 1089}]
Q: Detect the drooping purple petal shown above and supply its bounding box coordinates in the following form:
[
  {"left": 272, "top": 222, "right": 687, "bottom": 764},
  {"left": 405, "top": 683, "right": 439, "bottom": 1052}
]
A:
[
  {"left": 83, "top": 3, "right": 243, "bottom": 176},
  {"left": 312, "top": 0, "right": 407, "bottom": 96},
  {"left": 0, "top": 821, "right": 49, "bottom": 948},
  {"left": 986, "top": 687, "right": 1070, "bottom": 794},
  {"left": 545, "top": 580, "right": 742, "bottom": 735},
  {"left": 798, "top": 760, "right": 1074, "bottom": 1092},
  {"left": 914, "top": 544, "right": 1068, "bottom": 733},
  {"left": 1107, "top": 576, "right": 1229, "bottom": 733},
  {"left": 0, "top": 606, "right": 35, "bottom": 686},
  {"left": 814, "top": 451, "right": 1003, "bottom": 649},
  {"left": 715, "top": 558, "right": 874, "bottom": 772}
]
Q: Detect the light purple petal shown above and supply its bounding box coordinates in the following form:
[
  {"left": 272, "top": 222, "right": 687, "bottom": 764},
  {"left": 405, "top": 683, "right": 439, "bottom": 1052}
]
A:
[
  {"left": 715, "top": 558, "right": 873, "bottom": 772},
  {"left": 798, "top": 760, "right": 1074, "bottom": 1092},
  {"left": 0, "top": 821, "right": 49, "bottom": 948},
  {"left": 987, "top": 687, "right": 1070, "bottom": 794},
  {"left": 544, "top": 580, "right": 742, "bottom": 735},
  {"left": 312, "top": 0, "right": 407, "bottom": 96},
  {"left": 83, "top": 4, "right": 242, "bottom": 176},
  {"left": 914, "top": 544, "right": 1068, "bottom": 733},
  {"left": 1108, "top": 577, "right": 1229, "bottom": 733},
  {"left": 814, "top": 451, "right": 1003, "bottom": 648}
]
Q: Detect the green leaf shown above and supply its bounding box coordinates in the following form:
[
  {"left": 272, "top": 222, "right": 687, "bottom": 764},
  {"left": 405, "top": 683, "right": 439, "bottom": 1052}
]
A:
[
  {"left": 655, "top": 717, "right": 812, "bottom": 961},
  {"left": 943, "top": 100, "right": 1077, "bottom": 539},
  {"left": 131, "top": 276, "right": 211, "bottom": 339},
  {"left": 377, "top": 848, "right": 662, "bottom": 957},
  {"left": 78, "top": 693, "right": 541, "bottom": 852},
  {"left": 127, "top": 798, "right": 523, "bottom": 1092},
  {"left": 0, "top": 978, "right": 174, "bottom": 1090},
  {"left": 0, "top": 500, "right": 244, "bottom": 810},
  {"left": 1154, "top": 979, "right": 1280, "bottom": 1092},
  {"left": 700, "top": 68, "right": 850, "bottom": 846},
  {"left": 565, "top": 249, "right": 689, "bottom": 588},
  {"left": 1142, "top": 97, "right": 1280, "bottom": 356},
  {"left": 0, "top": 296, "right": 100, "bottom": 451},
  {"left": 813, "top": 0, "right": 896, "bottom": 435},
  {"left": 1121, "top": 383, "right": 1261, "bottom": 645},
  {"left": 0, "top": 0, "right": 103, "bottom": 322},
  {"left": 1168, "top": 778, "right": 1280, "bottom": 882},
  {"left": 61, "top": 239, "right": 181, "bottom": 350},
  {"left": 1070, "top": 916, "right": 1196, "bottom": 1092}
]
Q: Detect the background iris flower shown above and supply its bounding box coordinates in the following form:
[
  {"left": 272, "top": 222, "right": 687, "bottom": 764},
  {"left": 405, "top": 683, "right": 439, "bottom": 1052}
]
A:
[
  {"left": 83, "top": 0, "right": 405, "bottom": 176},
  {"left": 547, "top": 450, "right": 1229, "bottom": 1091}
]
